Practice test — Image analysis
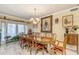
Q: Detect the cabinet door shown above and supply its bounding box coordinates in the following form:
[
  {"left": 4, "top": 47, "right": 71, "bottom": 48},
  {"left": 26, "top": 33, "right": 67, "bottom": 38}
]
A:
[
  {"left": 77, "top": 35, "right": 79, "bottom": 54},
  {"left": 65, "top": 34, "right": 78, "bottom": 45}
]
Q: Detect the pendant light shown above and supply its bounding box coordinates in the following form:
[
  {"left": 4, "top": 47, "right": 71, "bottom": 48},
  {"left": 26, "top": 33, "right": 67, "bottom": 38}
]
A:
[{"left": 30, "top": 8, "right": 39, "bottom": 24}]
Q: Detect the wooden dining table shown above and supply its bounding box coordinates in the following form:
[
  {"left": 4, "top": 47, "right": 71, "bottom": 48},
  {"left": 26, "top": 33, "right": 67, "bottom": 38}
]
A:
[{"left": 25, "top": 35, "right": 55, "bottom": 54}]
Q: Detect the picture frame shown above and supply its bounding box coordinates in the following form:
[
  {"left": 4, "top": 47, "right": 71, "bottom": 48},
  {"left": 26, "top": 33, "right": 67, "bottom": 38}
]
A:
[
  {"left": 41, "top": 15, "right": 52, "bottom": 33},
  {"left": 62, "top": 15, "right": 73, "bottom": 27}
]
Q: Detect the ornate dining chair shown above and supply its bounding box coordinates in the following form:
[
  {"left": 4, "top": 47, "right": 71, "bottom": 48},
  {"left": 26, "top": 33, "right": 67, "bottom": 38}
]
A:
[
  {"left": 51, "top": 36, "right": 68, "bottom": 55},
  {"left": 34, "top": 33, "right": 46, "bottom": 55},
  {"left": 35, "top": 43, "right": 46, "bottom": 55},
  {"left": 19, "top": 33, "right": 30, "bottom": 49},
  {"left": 19, "top": 36, "right": 27, "bottom": 49},
  {"left": 35, "top": 33, "right": 55, "bottom": 55},
  {"left": 43, "top": 33, "right": 56, "bottom": 54}
]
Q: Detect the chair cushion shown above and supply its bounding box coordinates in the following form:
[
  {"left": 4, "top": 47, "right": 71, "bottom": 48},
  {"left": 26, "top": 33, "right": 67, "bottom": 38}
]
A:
[
  {"left": 54, "top": 46, "right": 64, "bottom": 52},
  {"left": 51, "top": 46, "right": 64, "bottom": 52}
]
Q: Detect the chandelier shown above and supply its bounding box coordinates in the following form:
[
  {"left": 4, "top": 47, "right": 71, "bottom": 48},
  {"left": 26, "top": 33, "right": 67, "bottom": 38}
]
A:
[{"left": 30, "top": 8, "right": 40, "bottom": 24}]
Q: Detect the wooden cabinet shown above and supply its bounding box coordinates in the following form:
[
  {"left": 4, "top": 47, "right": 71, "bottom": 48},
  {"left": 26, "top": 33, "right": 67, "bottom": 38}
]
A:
[{"left": 64, "top": 34, "right": 78, "bottom": 45}]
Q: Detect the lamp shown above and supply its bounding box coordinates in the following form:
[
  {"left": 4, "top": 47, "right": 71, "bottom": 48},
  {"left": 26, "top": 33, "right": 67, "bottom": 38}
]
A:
[{"left": 30, "top": 8, "right": 40, "bottom": 24}]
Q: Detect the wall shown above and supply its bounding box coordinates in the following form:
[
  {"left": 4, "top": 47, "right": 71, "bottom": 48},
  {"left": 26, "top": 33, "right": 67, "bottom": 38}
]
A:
[
  {"left": 53, "top": 6, "right": 79, "bottom": 41},
  {"left": 37, "top": 6, "right": 79, "bottom": 41}
]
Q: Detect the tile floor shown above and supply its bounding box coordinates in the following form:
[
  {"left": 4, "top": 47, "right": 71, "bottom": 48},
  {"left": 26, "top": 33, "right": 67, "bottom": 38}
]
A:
[{"left": 0, "top": 42, "right": 78, "bottom": 55}]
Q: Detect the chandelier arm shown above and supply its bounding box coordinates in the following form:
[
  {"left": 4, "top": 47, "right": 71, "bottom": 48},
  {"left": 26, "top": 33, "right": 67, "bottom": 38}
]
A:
[{"left": 30, "top": 8, "right": 39, "bottom": 24}]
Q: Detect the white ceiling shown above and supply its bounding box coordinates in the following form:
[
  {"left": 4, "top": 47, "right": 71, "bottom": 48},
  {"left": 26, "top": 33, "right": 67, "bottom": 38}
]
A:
[{"left": 0, "top": 4, "right": 77, "bottom": 19}]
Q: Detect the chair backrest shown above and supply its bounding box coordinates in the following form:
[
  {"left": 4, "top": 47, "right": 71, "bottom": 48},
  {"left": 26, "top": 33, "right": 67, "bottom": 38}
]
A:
[
  {"left": 52, "top": 33, "right": 56, "bottom": 41},
  {"left": 63, "top": 36, "right": 68, "bottom": 49},
  {"left": 41, "top": 33, "right": 56, "bottom": 44}
]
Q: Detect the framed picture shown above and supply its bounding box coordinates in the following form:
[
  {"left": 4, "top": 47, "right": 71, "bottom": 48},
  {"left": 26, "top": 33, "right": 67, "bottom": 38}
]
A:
[
  {"left": 41, "top": 15, "right": 52, "bottom": 33},
  {"left": 62, "top": 15, "right": 73, "bottom": 27}
]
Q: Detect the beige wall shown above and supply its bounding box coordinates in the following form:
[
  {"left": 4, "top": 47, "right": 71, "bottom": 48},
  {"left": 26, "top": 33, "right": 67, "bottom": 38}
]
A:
[
  {"left": 36, "top": 6, "right": 79, "bottom": 41},
  {"left": 53, "top": 6, "right": 79, "bottom": 41}
]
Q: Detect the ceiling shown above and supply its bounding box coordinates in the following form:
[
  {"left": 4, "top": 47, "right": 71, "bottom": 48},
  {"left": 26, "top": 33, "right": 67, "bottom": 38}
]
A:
[{"left": 0, "top": 4, "right": 78, "bottom": 19}]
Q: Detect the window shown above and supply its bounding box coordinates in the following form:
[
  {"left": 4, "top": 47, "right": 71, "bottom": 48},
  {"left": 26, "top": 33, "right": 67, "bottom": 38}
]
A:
[
  {"left": 0, "top": 21, "right": 28, "bottom": 43},
  {"left": 7, "top": 23, "right": 16, "bottom": 37},
  {"left": 18, "top": 24, "right": 25, "bottom": 34}
]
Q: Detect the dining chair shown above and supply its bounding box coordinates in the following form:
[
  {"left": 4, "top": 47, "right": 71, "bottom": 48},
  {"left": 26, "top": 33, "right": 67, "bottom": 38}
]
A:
[
  {"left": 51, "top": 36, "right": 68, "bottom": 55},
  {"left": 19, "top": 36, "right": 27, "bottom": 49},
  {"left": 33, "top": 33, "right": 46, "bottom": 55},
  {"left": 35, "top": 33, "right": 55, "bottom": 55}
]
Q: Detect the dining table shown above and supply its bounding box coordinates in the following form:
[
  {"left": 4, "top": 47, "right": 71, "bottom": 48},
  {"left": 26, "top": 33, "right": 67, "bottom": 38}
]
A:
[{"left": 25, "top": 35, "right": 55, "bottom": 54}]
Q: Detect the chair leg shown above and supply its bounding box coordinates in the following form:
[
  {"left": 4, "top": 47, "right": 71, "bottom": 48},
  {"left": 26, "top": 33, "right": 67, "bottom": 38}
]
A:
[
  {"left": 53, "top": 50, "right": 56, "bottom": 55},
  {"left": 63, "top": 50, "right": 66, "bottom": 55},
  {"left": 30, "top": 48, "right": 32, "bottom": 55},
  {"left": 54, "top": 52, "right": 56, "bottom": 55},
  {"left": 42, "top": 50, "right": 44, "bottom": 55},
  {"left": 35, "top": 49, "right": 38, "bottom": 55},
  {"left": 62, "top": 52, "right": 63, "bottom": 55},
  {"left": 27, "top": 46, "right": 29, "bottom": 52}
]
